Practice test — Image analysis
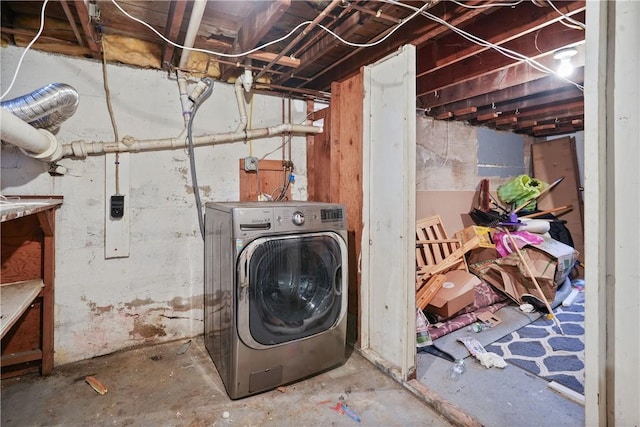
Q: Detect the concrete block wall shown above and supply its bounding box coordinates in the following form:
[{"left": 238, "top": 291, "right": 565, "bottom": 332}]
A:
[{"left": 415, "top": 115, "right": 533, "bottom": 232}]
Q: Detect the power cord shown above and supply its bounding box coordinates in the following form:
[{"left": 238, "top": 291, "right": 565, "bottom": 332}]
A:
[{"left": 187, "top": 77, "right": 215, "bottom": 240}]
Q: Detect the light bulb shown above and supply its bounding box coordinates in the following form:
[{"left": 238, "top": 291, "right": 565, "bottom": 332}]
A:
[{"left": 557, "top": 58, "right": 574, "bottom": 77}]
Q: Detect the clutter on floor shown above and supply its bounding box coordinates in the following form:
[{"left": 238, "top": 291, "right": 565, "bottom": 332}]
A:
[
  {"left": 415, "top": 174, "right": 584, "bottom": 400},
  {"left": 1, "top": 337, "right": 452, "bottom": 427}
]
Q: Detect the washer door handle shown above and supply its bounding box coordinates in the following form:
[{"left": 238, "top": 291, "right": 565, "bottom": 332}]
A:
[
  {"left": 333, "top": 265, "right": 342, "bottom": 295},
  {"left": 238, "top": 257, "right": 249, "bottom": 300}
]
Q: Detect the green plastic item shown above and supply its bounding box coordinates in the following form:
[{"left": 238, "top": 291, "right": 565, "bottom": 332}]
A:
[{"left": 497, "top": 175, "right": 548, "bottom": 211}]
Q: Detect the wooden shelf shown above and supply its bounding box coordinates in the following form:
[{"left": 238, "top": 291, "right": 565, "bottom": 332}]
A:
[
  {"left": 1, "top": 279, "right": 44, "bottom": 339},
  {"left": 1, "top": 195, "right": 62, "bottom": 378},
  {"left": 1, "top": 198, "right": 62, "bottom": 223}
]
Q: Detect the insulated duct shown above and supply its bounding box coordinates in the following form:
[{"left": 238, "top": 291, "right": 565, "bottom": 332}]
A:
[{"left": 1, "top": 83, "right": 79, "bottom": 132}]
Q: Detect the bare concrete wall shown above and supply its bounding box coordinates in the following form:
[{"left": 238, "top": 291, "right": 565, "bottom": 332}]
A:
[
  {"left": 1, "top": 47, "right": 309, "bottom": 365},
  {"left": 416, "top": 115, "right": 532, "bottom": 232}
]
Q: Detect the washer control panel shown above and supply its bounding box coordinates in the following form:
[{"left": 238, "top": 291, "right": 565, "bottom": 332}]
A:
[
  {"left": 291, "top": 211, "right": 305, "bottom": 225},
  {"left": 230, "top": 202, "right": 345, "bottom": 236}
]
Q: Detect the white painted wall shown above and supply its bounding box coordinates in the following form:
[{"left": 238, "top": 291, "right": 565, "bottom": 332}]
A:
[
  {"left": 584, "top": 2, "right": 640, "bottom": 425},
  {"left": 1, "top": 46, "right": 309, "bottom": 365}
]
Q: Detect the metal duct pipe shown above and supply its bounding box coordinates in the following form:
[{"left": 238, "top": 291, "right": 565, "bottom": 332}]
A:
[
  {"left": 62, "top": 123, "right": 323, "bottom": 158},
  {"left": 1, "top": 83, "right": 79, "bottom": 132},
  {"left": 1, "top": 108, "right": 63, "bottom": 162}
]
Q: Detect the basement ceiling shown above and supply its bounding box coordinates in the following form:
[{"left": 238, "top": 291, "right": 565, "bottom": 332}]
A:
[{"left": 0, "top": 0, "right": 586, "bottom": 137}]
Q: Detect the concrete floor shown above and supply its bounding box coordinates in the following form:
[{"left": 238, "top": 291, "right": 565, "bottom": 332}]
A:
[
  {"left": 417, "top": 352, "right": 584, "bottom": 427},
  {"left": 1, "top": 337, "right": 452, "bottom": 427}
]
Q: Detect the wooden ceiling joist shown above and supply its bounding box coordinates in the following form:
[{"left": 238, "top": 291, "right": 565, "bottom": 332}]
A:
[
  {"left": 73, "top": 0, "right": 101, "bottom": 58},
  {"left": 161, "top": 0, "right": 188, "bottom": 69},
  {"left": 476, "top": 112, "right": 500, "bottom": 122},
  {"left": 0, "top": 0, "right": 586, "bottom": 138},
  {"left": 417, "top": 15, "right": 586, "bottom": 95},
  {"left": 453, "top": 106, "right": 476, "bottom": 117},
  {"left": 436, "top": 111, "right": 454, "bottom": 120},
  {"left": 247, "top": 51, "right": 300, "bottom": 68},
  {"left": 237, "top": 0, "right": 290, "bottom": 52},
  {"left": 60, "top": 0, "right": 85, "bottom": 47},
  {"left": 416, "top": 1, "right": 585, "bottom": 77}
]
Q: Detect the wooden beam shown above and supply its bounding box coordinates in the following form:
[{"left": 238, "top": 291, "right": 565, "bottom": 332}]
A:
[
  {"left": 495, "top": 116, "right": 517, "bottom": 126},
  {"left": 464, "top": 88, "right": 583, "bottom": 122},
  {"left": 60, "top": 0, "right": 85, "bottom": 47},
  {"left": 515, "top": 120, "right": 538, "bottom": 129},
  {"left": 0, "top": 27, "right": 75, "bottom": 45},
  {"left": 237, "top": 0, "right": 290, "bottom": 53},
  {"left": 73, "top": 0, "right": 101, "bottom": 58},
  {"left": 436, "top": 111, "right": 453, "bottom": 120},
  {"left": 416, "top": 2, "right": 585, "bottom": 77},
  {"left": 420, "top": 63, "right": 584, "bottom": 112},
  {"left": 247, "top": 51, "right": 300, "bottom": 68},
  {"left": 417, "top": 13, "right": 585, "bottom": 95},
  {"left": 299, "top": 0, "right": 483, "bottom": 91},
  {"left": 533, "top": 123, "right": 557, "bottom": 131},
  {"left": 488, "top": 101, "right": 584, "bottom": 125},
  {"left": 453, "top": 106, "right": 476, "bottom": 116},
  {"left": 285, "top": 11, "right": 362, "bottom": 79},
  {"left": 161, "top": 0, "right": 188, "bottom": 69},
  {"left": 476, "top": 112, "right": 500, "bottom": 122}
]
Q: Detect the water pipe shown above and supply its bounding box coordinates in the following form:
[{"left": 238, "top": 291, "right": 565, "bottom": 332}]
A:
[
  {"left": 234, "top": 73, "right": 250, "bottom": 133},
  {"left": 178, "top": 0, "right": 207, "bottom": 70},
  {"left": 62, "top": 123, "right": 322, "bottom": 158},
  {"left": 1, "top": 107, "right": 63, "bottom": 162}
]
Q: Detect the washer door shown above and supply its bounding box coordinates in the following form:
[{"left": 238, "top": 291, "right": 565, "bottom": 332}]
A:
[{"left": 237, "top": 232, "right": 347, "bottom": 349}]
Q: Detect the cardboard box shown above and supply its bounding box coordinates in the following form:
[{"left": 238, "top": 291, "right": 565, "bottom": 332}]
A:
[
  {"left": 425, "top": 269, "right": 481, "bottom": 318},
  {"left": 529, "top": 237, "right": 578, "bottom": 286},
  {"left": 469, "top": 236, "right": 578, "bottom": 304},
  {"left": 454, "top": 225, "right": 495, "bottom": 249}
]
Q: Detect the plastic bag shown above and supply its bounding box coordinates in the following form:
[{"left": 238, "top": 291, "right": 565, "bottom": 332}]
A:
[
  {"left": 497, "top": 175, "right": 548, "bottom": 211},
  {"left": 416, "top": 309, "right": 432, "bottom": 348}
]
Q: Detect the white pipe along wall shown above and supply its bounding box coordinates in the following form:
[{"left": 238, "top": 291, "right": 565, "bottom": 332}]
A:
[
  {"left": 0, "top": 108, "right": 62, "bottom": 161},
  {"left": 176, "top": 0, "right": 208, "bottom": 126},
  {"left": 0, "top": 45, "right": 311, "bottom": 365}
]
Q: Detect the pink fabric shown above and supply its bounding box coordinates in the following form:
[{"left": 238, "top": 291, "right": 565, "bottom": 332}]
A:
[
  {"left": 494, "top": 231, "right": 544, "bottom": 257},
  {"left": 427, "top": 280, "right": 509, "bottom": 340}
]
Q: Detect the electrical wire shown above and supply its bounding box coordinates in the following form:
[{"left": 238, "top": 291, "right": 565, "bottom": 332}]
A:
[
  {"left": 187, "top": 77, "right": 215, "bottom": 240},
  {"left": 384, "top": 0, "right": 584, "bottom": 92},
  {"left": 110, "top": 0, "right": 312, "bottom": 58},
  {"left": 547, "top": 0, "right": 586, "bottom": 30},
  {"left": 254, "top": 108, "right": 318, "bottom": 166},
  {"left": 101, "top": 38, "right": 121, "bottom": 195},
  {"left": 449, "top": 0, "right": 524, "bottom": 9},
  {"left": 110, "top": 0, "right": 430, "bottom": 57},
  {"left": 0, "top": 0, "right": 50, "bottom": 101}
]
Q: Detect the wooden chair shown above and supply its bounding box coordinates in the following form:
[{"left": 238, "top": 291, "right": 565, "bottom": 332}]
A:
[{"left": 415, "top": 215, "right": 479, "bottom": 309}]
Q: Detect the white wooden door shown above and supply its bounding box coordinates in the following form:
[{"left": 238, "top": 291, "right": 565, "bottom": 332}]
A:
[{"left": 360, "top": 45, "right": 416, "bottom": 380}]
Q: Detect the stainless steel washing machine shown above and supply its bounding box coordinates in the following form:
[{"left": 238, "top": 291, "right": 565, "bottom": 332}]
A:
[{"left": 204, "top": 201, "right": 348, "bottom": 399}]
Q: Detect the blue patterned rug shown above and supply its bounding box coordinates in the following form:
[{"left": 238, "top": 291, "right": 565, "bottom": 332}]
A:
[{"left": 485, "top": 291, "right": 585, "bottom": 395}]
